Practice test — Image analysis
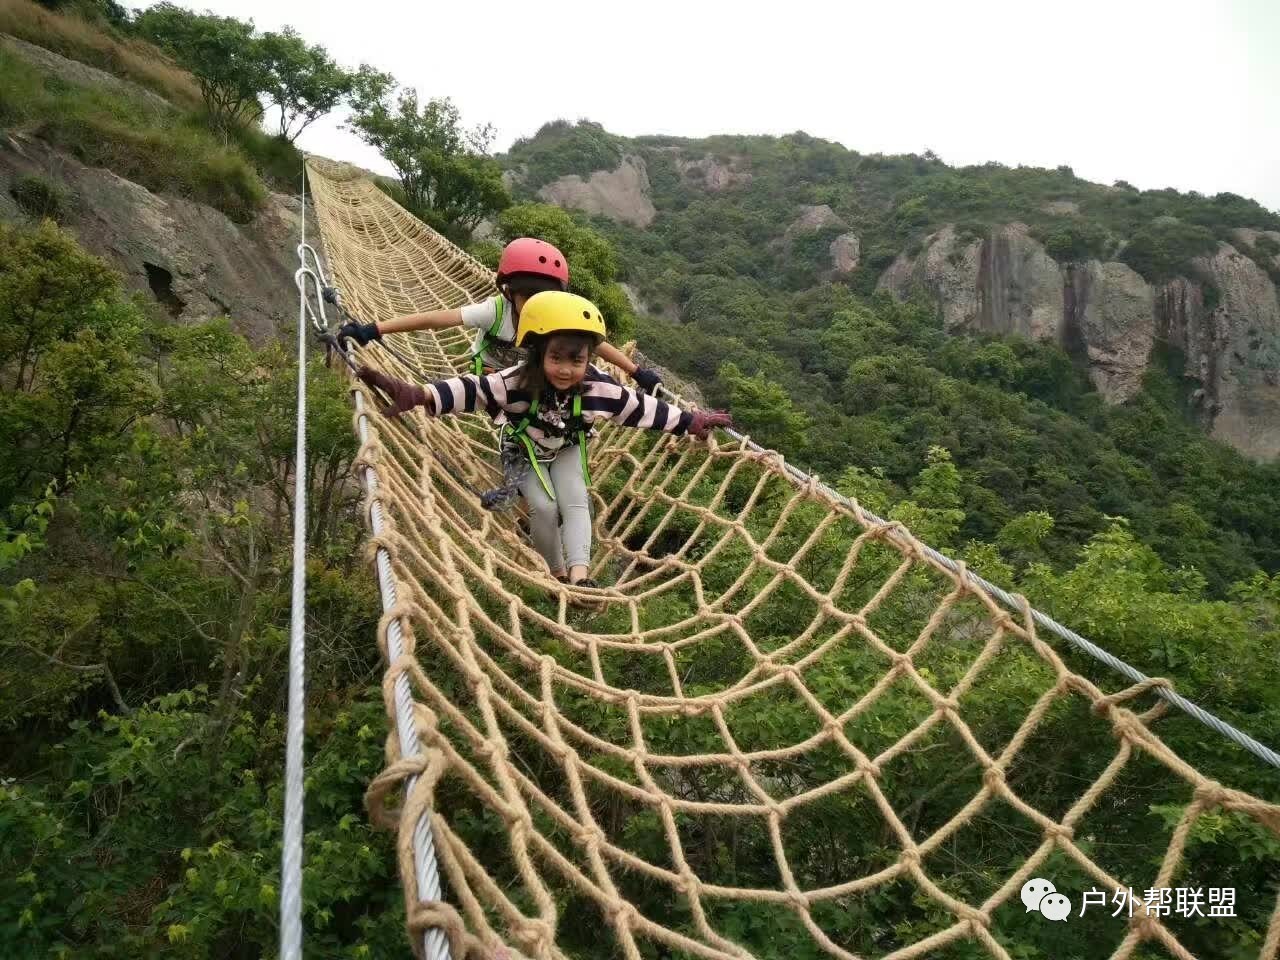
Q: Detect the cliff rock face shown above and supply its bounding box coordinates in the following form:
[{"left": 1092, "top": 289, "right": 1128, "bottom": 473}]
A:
[
  {"left": 784, "top": 204, "right": 846, "bottom": 238},
  {"left": 878, "top": 225, "right": 983, "bottom": 330},
  {"left": 830, "top": 232, "right": 860, "bottom": 273},
  {"left": 620, "top": 282, "right": 679, "bottom": 323},
  {"left": 1066, "top": 260, "right": 1154, "bottom": 402},
  {"left": 974, "top": 223, "right": 1063, "bottom": 341},
  {"left": 1156, "top": 275, "right": 1213, "bottom": 397},
  {"left": 674, "top": 154, "right": 752, "bottom": 192},
  {"left": 500, "top": 165, "right": 526, "bottom": 193},
  {"left": 1232, "top": 228, "right": 1280, "bottom": 270},
  {"left": 536, "top": 155, "right": 656, "bottom": 227},
  {"left": 878, "top": 224, "right": 1280, "bottom": 459},
  {"left": 1180, "top": 245, "right": 1280, "bottom": 459},
  {"left": 1, "top": 133, "right": 309, "bottom": 343}
]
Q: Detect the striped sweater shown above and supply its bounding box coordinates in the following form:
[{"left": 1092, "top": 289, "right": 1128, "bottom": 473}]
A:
[{"left": 425, "top": 365, "right": 692, "bottom": 459}]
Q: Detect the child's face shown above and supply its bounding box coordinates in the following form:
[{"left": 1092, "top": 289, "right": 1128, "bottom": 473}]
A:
[{"left": 543, "top": 338, "right": 590, "bottom": 391}]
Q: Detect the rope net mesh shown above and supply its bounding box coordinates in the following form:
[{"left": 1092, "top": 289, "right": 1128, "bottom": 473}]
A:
[{"left": 305, "top": 158, "right": 1280, "bottom": 960}]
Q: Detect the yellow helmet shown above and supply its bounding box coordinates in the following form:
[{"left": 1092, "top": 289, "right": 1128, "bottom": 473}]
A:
[{"left": 514, "top": 291, "right": 607, "bottom": 347}]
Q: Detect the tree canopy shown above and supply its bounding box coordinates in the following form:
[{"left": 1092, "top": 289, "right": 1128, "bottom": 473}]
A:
[
  {"left": 349, "top": 84, "right": 508, "bottom": 238},
  {"left": 132, "top": 3, "right": 366, "bottom": 143},
  {"left": 133, "top": 3, "right": 268, "bottom": 131},
  {"left": 257, "top": 27, "right": 352, "bottom": 143}
]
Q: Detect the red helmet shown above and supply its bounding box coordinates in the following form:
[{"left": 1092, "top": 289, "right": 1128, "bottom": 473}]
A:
[{"left": 496, "top": 237, "right": 569, "bottom": 288}]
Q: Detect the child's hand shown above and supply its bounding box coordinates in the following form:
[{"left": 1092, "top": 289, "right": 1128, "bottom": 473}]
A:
[
  {"left": 357, "top": 366, "right": 431, "bottom": 418},
  {"left": 339, "top": 321, "right": 382, "bottom": 347},
  {"left": 632, "top": 367, "right": 663, "bottom": 395},
  {"left": 688, "top": 409, "right": 733, "bottom": 439}
]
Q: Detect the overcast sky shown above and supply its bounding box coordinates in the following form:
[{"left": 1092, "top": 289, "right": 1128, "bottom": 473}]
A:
[{"left": 129, "top": 0, "right": 1280, "bottom": 211}]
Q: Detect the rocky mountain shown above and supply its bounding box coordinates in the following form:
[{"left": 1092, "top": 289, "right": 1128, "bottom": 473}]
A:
[
  {"left": 0, "top": 33, "right": 309, "bottom": 343},
  {"left": 534, "top": 154, "right": 656, "bottom": 228},
  {"left": 501, "top": 122, "right": 1280, "bottom": 461},
  {"left": 1, "top": 131, "right": 307, "bottom": 343},
  {"left": 877, "top": 225, "right": 1280, "bottom": 459}
]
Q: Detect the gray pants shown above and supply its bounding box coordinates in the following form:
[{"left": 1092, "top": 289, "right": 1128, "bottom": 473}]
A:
[{"left": 520, "top": 446, "right": 591, "bottom": 573}]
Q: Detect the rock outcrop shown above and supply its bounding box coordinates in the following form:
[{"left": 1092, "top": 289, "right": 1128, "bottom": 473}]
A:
[
  {"left": 1066, "top": 261, "right": 1154, "bottom": 402},
  {"left": 675, "top": 154, "right": 752, "bottom": 192},
  {"left": 1, "top": 133, "right": 309, "bottom": 343},
  {"left": 1182, "top": 245, "right": 1280, "bottom": 459},
  {"left": 782, "top": 206, "right": 861, "bottom": 275},
  {"left": 1232, "top": 228, "right": 1280, "bottom": 270},
  {"left": 1156, "top": 275, "right": 1215, "bottom": 399},
  {"left": 880, "top": 224, "right": 1065, "bottom": 341},
  {"left": 974, "top": 223, "right": 1063, "bottom": 341},
  {"left": 620, "top": 282, "right": 679, "bottom": 323},
  {"left": 878, "top": 226, "right": 984, "bottom": 330},
  {"left": 784, "top": 204, "right": 846, "bottom": 238},
  {"left": 501, "top": 165, "right": 526, "bottom": 193},
  {"left": 537, "top": 155, "right": 656, "bottom": 227},
  {"left": 830, "top": 232, "right": 860, "bottom": 274},
  {"left": 878, "top": 224, "right": 1280, "bottom": 459}
]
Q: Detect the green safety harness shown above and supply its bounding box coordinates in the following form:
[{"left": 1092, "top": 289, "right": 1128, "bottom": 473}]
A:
[
  {"left": 478, "top": 299, "right": 590, "bottom": 501},
  {"left": 501, "top": 392, "right": 590, "bottom": 501},
  {"left": 471, "top": 297, "right": 506, "bottom": 376}
]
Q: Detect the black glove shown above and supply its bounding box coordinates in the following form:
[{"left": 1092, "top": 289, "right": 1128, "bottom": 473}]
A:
[
  {"left": 632, "top": 367, "right": 663, "bottom": 395},
  {"left": 339, "top": 321, "right": 381, "bottom": 347}
]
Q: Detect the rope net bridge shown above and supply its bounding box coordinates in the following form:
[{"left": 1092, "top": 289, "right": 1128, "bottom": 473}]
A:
[{"left": 303, "top": 158, "right": 1280, "bottom": 960}]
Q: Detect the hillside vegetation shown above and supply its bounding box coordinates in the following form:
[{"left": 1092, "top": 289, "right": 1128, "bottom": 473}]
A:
[{"left": 0, "top": 0, "right": 203, "bottom": 108}]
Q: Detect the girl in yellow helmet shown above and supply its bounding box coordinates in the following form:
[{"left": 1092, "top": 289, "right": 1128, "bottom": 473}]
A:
[{"left": 358, "top": 291, "right": 731, "bottom": 588}]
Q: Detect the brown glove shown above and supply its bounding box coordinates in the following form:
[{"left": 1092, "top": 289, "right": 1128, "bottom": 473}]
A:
[
  {"left": 357, "top": 366, "right": 432, "bottom": 418},
  {"left": 687, "top": 409, "right": 733, "bottom": 440}
]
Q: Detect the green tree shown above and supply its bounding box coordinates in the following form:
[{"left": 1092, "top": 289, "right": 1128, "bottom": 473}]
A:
[
  {"left": 349, "top": 85, "right": 508, "bottom": 237},
  {"left": 0, "top": 487, "right": 52, "bottom": 616},
  {"left": 258, "top": 27, "right": 352, "bottom": 143},
  {"left": 815, "top": 305, "right": 896, "bottom": 380},
  {"left": 0, "top": 221, "right": 120, "bottom": 387},
  {"left": 888, "top": 445, "right": 966, "bottom": 546},
  {"left": 507, "top": 119, "right": 625, "bottom": 190},
  {"left": 0, "top": 218, "right": 401, "bottom": 958},
  {"left": 834, "top": 463, "right": 896, "bottom": 514},
  {"left": 1039, "top": 219, "right": 1109, "bottom": 262},
  {"left": 718, "top": 362, "right": 812, "bottom": 453},
  {"left": 0, "top": 222, "right": 151, "bottom": 503},
  {"left": 994, "top": 509, "right": 1054, "bottom": 569},
  {"left": 1119, "top": 219, "right": 1218, "bottom": 281},
  {"left": 133, "top": 3, "right": 268, "bottom": 132}
]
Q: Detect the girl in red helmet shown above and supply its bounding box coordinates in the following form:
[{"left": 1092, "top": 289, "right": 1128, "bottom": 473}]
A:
[{"left": 338, "top": 236, "right": 664, "bottom": 394}]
